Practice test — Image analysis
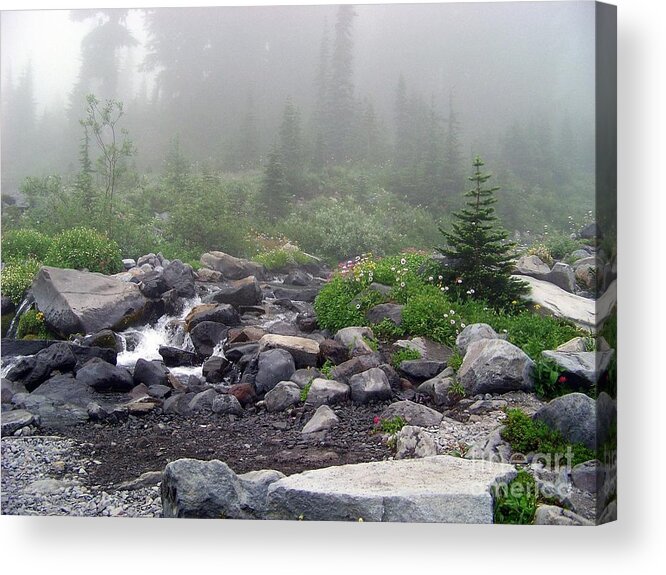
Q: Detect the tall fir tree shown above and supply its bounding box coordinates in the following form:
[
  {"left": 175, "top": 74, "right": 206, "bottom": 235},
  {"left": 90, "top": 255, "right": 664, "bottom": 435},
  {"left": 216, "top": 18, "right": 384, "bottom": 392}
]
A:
[
  {"left": 262, "top": 147, "right": 289, "bottom": 223},
  {"left": 279, "top": 97, "right": 303, "bottom": 194},
  {"left": 438, "top": 156, "right": 528, "bottom": 308}
]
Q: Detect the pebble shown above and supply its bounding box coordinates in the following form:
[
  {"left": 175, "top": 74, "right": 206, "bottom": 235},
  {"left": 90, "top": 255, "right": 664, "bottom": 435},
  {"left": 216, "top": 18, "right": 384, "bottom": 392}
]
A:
[{"left": 1, "top": 436, "right": 162, "bottom": 518}]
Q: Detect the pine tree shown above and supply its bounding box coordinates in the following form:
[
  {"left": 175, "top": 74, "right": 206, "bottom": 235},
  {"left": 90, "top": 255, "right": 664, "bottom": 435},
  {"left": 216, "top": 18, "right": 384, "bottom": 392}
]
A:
[
  {"left": 438, "top": 156, "right": 528, "bottom": 308},
  {"left": 262, "top": 147, "right": 289, "bottom": 223},
  {"left": 279, "top": 97, "right": 303, "bottom": 193}
]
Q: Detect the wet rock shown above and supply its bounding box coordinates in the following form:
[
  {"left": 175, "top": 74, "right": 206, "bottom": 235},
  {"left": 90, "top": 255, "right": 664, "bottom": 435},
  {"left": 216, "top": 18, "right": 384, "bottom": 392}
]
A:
[
  {"left": 202, "top": 276, "right": 262, "bottom": 308},
  {"left": 133, "top": 358, "right": 171, "bottom": 388},
  {"left": 224, "top": 343, "right": 260, "bottom": 364},
  {"left": 456, "top": 323, "right": 499, "bottom": 356},
  {"left": 212, "top": 394, "right": 244, "bottom": 416},
  {"left": 162, "top": 260, "right": 196, "bottom": 298},
  {"left": 304, "top": 378, "right": 349, "bottom": 408},
  {"left": 31, "top": 266, "right": 149, "bottom": 338},
  {"left": 81, "top": 329, "right": 122, "bottom": 351},
  {"left": 258, "top": 334, "right": 320, "bottom": 368},
  {"left": 159, "top": 346, "right": 200, "bottom": 367},
  {"left": 75, "top": 357, "right": 134, "bottom": 392},
  {"left": 264, "top": 381, "right": 301, "bottom": 412},
  {"left": 272, "top": 285, "right": 320, "bottom": 303},
  {"left": 254, "top": 349, "right": 296, "bottom": 395},
  {"left": 185, "top": 304, "right": 240, "bottom": 331},
  {"left": 87, "top": 402, "right": 128, "bottom": 423},
  {"left": 189, "top": 321, "right": 230, "bottom": 357},
  {"left": 533, "top": 393, "right": 596, "bottom": 450},
  {"left": 395, "top": 426, "right": 438, "bottom": 459},
  {"left": 302, "top": 405, "right": 339, "bottom": 434},
  {"left": 349, "top": 368, "right": 392, "bottom": 404},
  {"left": 6, "top": 342, "right": 77, "bottom": 391},
  {"left": 139, "top": 270, "right": 168, "bottom": 298},
  {"left": 284, "top": 269, "right": 313, "bottom": 286},
  {"left": 458, "top": 339, "right": 534, "bottom": 395},
  {"left": 380, "top": 400, "right": 443, "bottom": 427},
  {"left": 202, "top": 356, "right": 232, "bottom": 383}
]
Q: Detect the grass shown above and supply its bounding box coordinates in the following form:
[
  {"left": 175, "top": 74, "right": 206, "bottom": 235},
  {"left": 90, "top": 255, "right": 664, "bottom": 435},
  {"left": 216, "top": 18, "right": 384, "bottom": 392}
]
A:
[
  {"left": 493, "top": 470, "right": 538, "bottom": 524},
  {"left": 390, "top": 347, "right": 422, "bottom": 368}
]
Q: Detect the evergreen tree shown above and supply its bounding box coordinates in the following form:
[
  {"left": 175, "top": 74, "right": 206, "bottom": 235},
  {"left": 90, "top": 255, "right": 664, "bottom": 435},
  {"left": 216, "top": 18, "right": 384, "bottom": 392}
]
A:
[
  {"left": 279, "top": 97, "right": 303, "bottom": 193},
  {"left": 262, "top": 147, "right": 289, "bottom": 223},
  {"left": 438, "top": 156, "right": 528, "bottom": 308}
]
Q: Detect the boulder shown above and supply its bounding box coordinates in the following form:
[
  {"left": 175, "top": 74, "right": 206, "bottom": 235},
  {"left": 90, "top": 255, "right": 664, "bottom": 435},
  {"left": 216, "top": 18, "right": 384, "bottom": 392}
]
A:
[
  {"left": 458, "top": 339, "right": 535, "bottom": 395},
  {"left": 514, "top": 255, "right": 551, "bottom": 280},
  {"left": 258, "top": 334, "right": 320, "bottom": 368},
  {"left": 380, "top": 400, "right": 443, "bottom": 427},
  {"left": 574, "top": 263, "right": 598, "bottom": 291},
  {"left": 81, "top": 329, "right": 122, "bottom": 351},
  {"left": 189, "top": 321, "right": 230, "bottom": 357},
  {"left": 398, "top": 360, "right": 446, "bottom": 382},
  {"left": 318, "top": 339, "right": 350, "bottom": 365},
  {"left": 212, "top": 394, "right": 244, "bottom": 416},
  {"left": 302, "top": 405, "right": 339, "bottom": 434},
  {"left": 284, "top": 269, "right": 313, "bottom": 286},
  {"left": 202, "top": 276, "right": 262, "bottom": 308},
  {"left": 1, "top": 409, "right": 37, "bottom": 436},
  {"left": 464, "top": 428, "right": 513, "bottom": 464},
  {"left": 571, "top": 460, "right": 600, "bottom": 493},
  {"left": 366, "top": 303, "right": 404, "bottom": 326},
  {"left": 456, "top": 323, "right": 499, "bottom": 356},
  {"left": 75, "top": 357, "right": 133, "bottom": 392},
  {"left": 226, "top": 326, "right": 267, "bottom": 346},
  {"left": 227, "top": 383, "right": 257, "bottom": 407},
  {"left": 295, "top": 312, "right": 318, "bottom": 333},
  {"left": 32, "top": 373, "right": 95, "bottom": 406},
  {"left": 395, "top": 426, "right": 438, "bottom": 459},
  {"left": 393, "top": 337, "right": 453, "bottom": 363},
  {"left": 533, "top": 393, "right": 596, "bottom": 450},
  {"left": 541, "top": 350, "right": 614, "bottom": 386},
  {"left": 188, "top": 388, "right": 218, "bottom": 412},
  {"left": 31, "top": 266, "right": 149, "bottom": 338},
  {"left": 161, "top": 458, "right": 284, "bottom": 518},
  {"left": 546, "top": 263, "right": 576, "bottom": 293},
  {"left": 202, "top": 356, "right": 232, "bottom": 383},
  {"left": 334, "top": 326, "right": 376, "bottom": 356},
  {"left": 533, "top": 504, "right": 593, "bottom": 526},
  {"left": 254, "top": 349, "right": 296, "bottom": 395},
  {"left": 349, "top": 367, "right": 392, "bottom": 404},
  {"left": 185, "top": 304, "right": 240, "bottom": 331},
  {"left": 200, "top": 251, "right": 266, "bottom": 280},
  {"left": 162, "top": 260, "right": 196, "bottom": 298},
  {"left": 139, "top": 270, "right": 168, "bottom": 298},
  {"left": 304, "top": 378, "right": 349, "bottom": 408},
  {"left": 264, "top": 381, "right": 301, "bottom": 412},
  {"left": 6, "top": 342, "right": 77, "bottom": 392},
  {"left": 265, "top": 455, "right": 517, "bottom": 523},
  {"left": 271, "top": 285, "right": 320, "bottom": 303},
  {"left": 290, "top": 368, "right": 321, "bottom": 389},
  {"left": 330, "top": 353, "right": 382, "bottom": 384},
  {"left": 159, "top": 346, "right": 200, "bottom": 367},
  {"left": 579, "top": 221, "right": 602, "bottom": 240},
  {"left": 416, "top": 372, "right": 458, "bottom": 407},
  {"left": 195, "top": 268, "right": 223, "bottom": 283},
  {"left": 133, "top": 358, "right": 171, "bottom": 387}
]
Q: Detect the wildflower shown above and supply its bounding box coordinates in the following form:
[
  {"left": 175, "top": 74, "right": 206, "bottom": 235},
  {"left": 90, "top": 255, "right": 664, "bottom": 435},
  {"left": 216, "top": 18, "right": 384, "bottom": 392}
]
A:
[
  {"left": 444, "top": 286, "right": 449, "bottom": 291},
  {"left": 444, "top": 314, "right": 449, "bottom": 318},
  {"left": 356, "top": 304, "right": 361, "bottom": 310},
  {"left": 511, "top": 300, "right": 517, "bottom": 305},
  {"left": 400, "top": 258, "right": 406, "bottom": 265},
  {"left": 428, "top": 276, "right": 434, "bottom": 282},
  {"left": 469, "top": 289, "right": 475, "bottom": 294},
  {"left": 438, "top": 275, "right": 443, "bottom": 280},
  {"left": 373, "top": 416, "right": 380, "bottom": 425},
  {"left": 355, "top": 255, "right": 361, "bottom": 261},
  {"left": 534, "top": 304, "right": 541, "bottom": 310},
  {"left": 450, "top": 310, "right": 455, "bottom": 315},
  {"left": 558, "top": 375, "right": 567, "bottom": 384},
  {"left": 391, "top": 266, "right": 396, "bottom": 271},
  {"left": 400, "top": 282, "right": 405, "bottom": 288},
  {"left": 450, "top": 319, "right": 455, "bottom": 325},
  {"left": 460, "top": 323, "right": 466, "bottom": 328},
  {"left": 457, "top": 278, "right": 462, "bottom": 284}
]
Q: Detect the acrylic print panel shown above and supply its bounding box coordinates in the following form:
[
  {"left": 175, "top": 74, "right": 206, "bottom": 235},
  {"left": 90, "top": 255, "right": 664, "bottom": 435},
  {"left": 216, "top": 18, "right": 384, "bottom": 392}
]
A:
[{"left": 0, "top": 1, "right": 616, "bottom": 525}]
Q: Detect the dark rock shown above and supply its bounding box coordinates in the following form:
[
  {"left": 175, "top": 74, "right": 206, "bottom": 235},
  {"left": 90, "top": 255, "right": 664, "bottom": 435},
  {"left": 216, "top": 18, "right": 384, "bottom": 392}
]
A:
[
  {"left": 163, "top": 393, "right": 195, "bottom": 416},
  {"left": 416, "top": 372, "right": 458, "bottom": 407},
  {"left": 212, "top": 394, "right": 244, "bottom": 415},
  {"left": 202, "top": 276, "right": 262, "bottom": 307},
  {"left": 533, "top": 393, "right": 596, "bottom": 450},
  {"left": 368, "top": 282, "right": 392, "bottom": 297},
  {"left": 2, "top": 377, "right": 26, "bottom": 403},
  {"left": 140, "top": 270, "right": 168, "bottom": 298},
  {"left": 133, "top": 358, "right": 171, "bottom": 387},
  {"left": 200, "top": 251, "right": 266, "bottom": 280},
  {"left": 31, "top": 266, "right": 149, "bottom": 338},
  {"left": 147, "top": 384, "right": 172, "bottom": 399},
  {"left": 456, "top": 323, "right": 499, "bottom": 356},
  {"left": 272, "top": 285, "right": 320, "bottom": 303},
  {"left": 1, "top": 409, "right": 37, "bottom": 436},
  {"left": 226, "top": 326, "right": 266, "bottom": 346},
  {"left": 162, "top": 260, "right": 196, "bottom": 298},
  {"left": 264, "top": 381, "right": 301, "bottom": 412},
  {"left": 32, "top": 373, "right": 95, "bottom": 406},
  {"left": 228, "top": 383, "right": 257, "bottom": 407},
  {"left": 266, "top": 321, "right": 300, "bottom": 336},
  {"left": 579, "top": 221, "right": 602, "bottom": 240},
  {"left": 381, "top": 400, "right": 443, "bottom": 427},
  {"left": 366, "top": 303, "right": 404, "bottom": 326},
  {"left": 318, "top": 339, "right": 350, "bottom": 365},
  {"left": 202, "top": 356, "right": 232, "bottom": 383},
  {"left": 185, "top": 303, "right": 240, "bottom": 331},
  {"left": 398, "top": 360, "right": 447, "bottom": 382},
  {"left": 6, "top": 342, "right": 77, "bottom": 392},
  {"left": 159, "top": 346, "right": 200, "bottom": 367},
  {"left": 330, "top": 353, "right": 382, "bottom": 384},
  {"left": 547, "top": 262, "right": 576, "bottom": 293},
  {"left": 296, "top": 312, "right": 318, "bottom": 333},
  {"left": 349, "top": 368, "right": 392, "bottom": 404},
  {"left": 188, "top": 388, "right": 218, "bottom": 412},
  {"left": 75, "top": 357, "right": 134, "bottom": 392},
  {"left": 377, "top": 364, "right": 402, "bottom": 390},
  {"left": 87, "top": 402, "right": 129, "bottom": 423},
  {"left": 161, "top": 289, "right": 182, "bottom": 316},
  {"left": 224, "top": 343, "right": 260, "bottom": 363},
  {"left": 284, "top": 269, "right": 313, "bottom": 286},
  {"left": 1, "top": 295, "right": 16, "bottom": 315},
  {"left": 254, "top": 349, "right": 296, "bottom": 395},
  {"left": 81, "top": 329, "right": 122, "bottom": 351},
  {"left": 0, "top": 338, "right": 61, "bottom": 358},
  {"left": 189, "top": 321, "right": 230, "bottom": 357},
  {"left": 70, "top": 344, "right": 117, "bottom": 368},
  {"left": 290, "top": 368, "right": 321, "bottom": 389}
]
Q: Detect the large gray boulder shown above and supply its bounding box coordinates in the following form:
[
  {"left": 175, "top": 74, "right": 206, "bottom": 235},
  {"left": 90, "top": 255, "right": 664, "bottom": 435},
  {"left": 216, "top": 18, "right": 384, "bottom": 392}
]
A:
[
  {"left": 189, "top": 321, "right": 230, "bottom": 357},
  {"left": 6, "top": 342, "right": 77, "bottom": 392},
  {"left": 162, "top": 260, "right": 196, "bottom": 298},
  {"left": 265, "top": 455, "right": 517, "bottom": 523},
  {"left": 366, "top": 303, "right": 404, "bottom": 326},
  {"left": 330, "top": 353, "right": 382, "bottom": 384},
  {"left": 31, "top": 266, "right": 149, "bottom": 338},
  {"left": 533, "top": 393, "right": 596, "bottom": 450},
  {"left": 395, "top": 426, "right": 438, "bottom": 459},
  {"left": 75, "top": 358, "right": 133, "bottom": 392},
  {"left": 264, "top": 381, "right": 301, "bottom": 412},
  {"left": 541, "top": 350, "right": 614, "bottom": 386},
  {"left": 547, "top": 263, "right": 576, "bottom": 293},
  {"left": 455, "top": 323, "right": 499, "bottom": 356},
  {"left": 254, "top": 349, "right": 296, "bottom": 395},
  {"left": 304, "top": 378, "right": 349, "bottom": 408},
  {"left": 302, "top": 405, "right": 339, "bottom": 434},
  {"left": 514, "top": 255, "right": 551, "bottom": 280},
  {"left": 200, "top": 251, "right": 266, "bottom": 280},
  {"left": 380, "top": 400, "right": 443, "bottom": 427},
  {"left": 349, "top": 367, "right": 392, "bottom": 404},
  {"left": 202, "top": 276, "right": 262, "bottom": 307},
  {"left": 334, "top": 326, "right": 376, "bottom": 356},
  {"left": 161, "top": 458, "right": 284, "bottom": 518},
  {"left": 458, "top": 339, "right": 535, "bottom": 395},
  {"left": 258, "top": 334, "right": 320, "bottom": 368}
]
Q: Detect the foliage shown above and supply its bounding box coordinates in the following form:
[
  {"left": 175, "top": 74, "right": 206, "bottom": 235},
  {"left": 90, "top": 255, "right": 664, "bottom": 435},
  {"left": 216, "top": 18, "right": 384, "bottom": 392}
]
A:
[
  {"left": 501, "top": 408, "right": 594, "bottom": 467},
  {"left": 1, "top": 229, "right": 52, "bottom": 262},
  {"left": 437, "top": 156, "right": 529, "bottom": 309},
  {"left": 447, "top": 350, "right": 463, "bottom": 371},
  {"left": 449, "top": 379, "right": 466, "bottom": 398},
  {"left": 300, "top": 381, "right": 313, "bottom": 402},
  {"left": 390, "top": 347, "right": 421, "bottom": 368},
  {"left": 313, "top": 275, "right": 366, "bottom": 332},
  {"left": 320, "top": 359, "right": 335, "bottom": 379},
  {"left": 544, "top": 234, "right": 582, "bottom": 261},
  {"left": 532, "top": 356, "right": 586, "bottom": 400},
  {"left": 524, "top": 242, "right": 553, "bottom": 267},
  {"left": 17, "top": 309, "right": 56, "bottom": 340},
  {"left": 0, "top": 257, "right": 42, "bottom": 304},
  {"left": 493, "top": 470, "right": 538, "bottom": 525},
  {"left": 252, "top": 235, "right": 315, "bottom": 272},
  {"left": 372, "top": 318, "right": 406, "bottom": 341},
  {"left": 378, "top": 415, "right": 406, "bottom": 435},
  {"left": 44, "top": 227, "right": 123, "bottom": 274},
  {"left": 401, "top": 286, "right": 467, "bottom": 346}
]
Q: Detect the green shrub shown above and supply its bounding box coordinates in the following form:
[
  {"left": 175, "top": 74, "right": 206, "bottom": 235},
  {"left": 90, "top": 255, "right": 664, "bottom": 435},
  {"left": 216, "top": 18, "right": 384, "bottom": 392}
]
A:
[
  {"left": 545, "top": 234, "right": 582, "bottom": 261},
  {"left": 447, "top": 350, "right": 464, "bottom": 371},
  {"left": 379, "top": 416, "right": 406, "bottom": 435},
  {"left": 501, "top": 408, "right": 594, "bottom": 467},
  {"left": 320, "top": 359, "right": 335, "bottom": 379},
  {"left": 313, "top": 275, "right": 366, "bottom": 332},
  {"left": 254, "top": 246, "right": 314, "bottom": 272},
  {"left": 0, "top": 257, "right": 42, "bottom": 304},
  {"left": 372, "top": 318, "right": 406, "bottom": 340},
  {"left": 17, "top": 308, "right": 56, "bottom": 340},
  {"left": 390, "top": 347, "right": 421, "bottom": 368},
  {"left": 300, "top": 381, "right": 313, "bottom": 402},
  {"left": 401, "top": 287, "right": 466, "bottom": 346},
  {"left": 1, "top": 229, "right": 52, "bottom": 262},
  {"left": 493, "top": 470, "right": 538, "bottom": 524},
  {"left": 44, "top": 227, "right": 123, "bottom": 275}
]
